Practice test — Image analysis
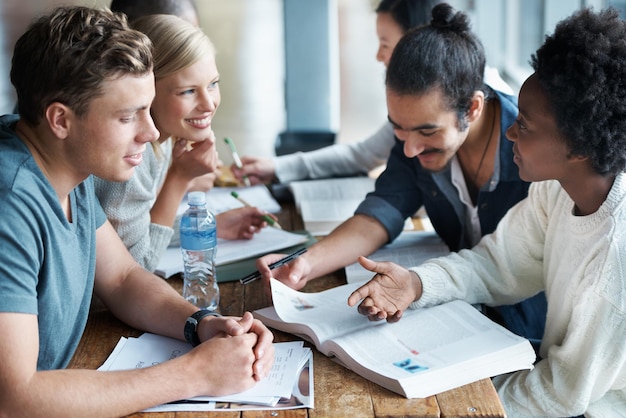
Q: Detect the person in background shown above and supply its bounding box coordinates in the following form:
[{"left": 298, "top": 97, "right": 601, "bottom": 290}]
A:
[
  {"left": 257, "top": 3, "right": 546, "bottom": 350},
  {"left": 230, "top": 0, "right": 512, "bottom": 185},
  {"left": 111, "top": 0, "right": 224, "bottom": 187},
  {"left": 348, "top": 7, "right": 626, "bottom": 416},
  {"left": 96, "top": 7, "right": 271, "bottom": 272},
  {"left": 110, "top": 0, "right": 200, "bottom": 25},
  {"left": 0, "top": 6, "right": 273, "bottom": 416}
]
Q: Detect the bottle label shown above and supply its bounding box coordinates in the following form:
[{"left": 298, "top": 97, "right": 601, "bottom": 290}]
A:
[
  {"left": 180, "top": 208, "right": 217, "bottom": 250},
  {"left": 180, "top": 228, "right": 217, "bottom": 250}
]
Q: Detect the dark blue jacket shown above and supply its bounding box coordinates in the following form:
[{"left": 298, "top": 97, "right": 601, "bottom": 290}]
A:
[{"left": 356, "top": 90, "right": 529, "bottom": 252}]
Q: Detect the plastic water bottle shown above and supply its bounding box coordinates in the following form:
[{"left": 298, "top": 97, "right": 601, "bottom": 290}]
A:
[{"left": 180, "top": 191, "right": 219, "bottom": 310}]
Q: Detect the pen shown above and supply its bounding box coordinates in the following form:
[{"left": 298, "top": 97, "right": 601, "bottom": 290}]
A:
[
  {"left": 240, "top": 247, "right": 307, "bottom": 285},
  {"left": 231, "top": 191, "right": 282, "bottom": 229},
  {"left": 224, "top": 137, "right": 251, "bottom": 186}
]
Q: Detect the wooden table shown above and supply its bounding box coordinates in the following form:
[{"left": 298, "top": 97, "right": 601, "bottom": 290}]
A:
[{"left": 69, "top": 203, "right": 507, "bottom": 418}]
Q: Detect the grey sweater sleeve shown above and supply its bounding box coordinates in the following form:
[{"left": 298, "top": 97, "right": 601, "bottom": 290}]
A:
[
  {"left": 93, "top": 144, "right": 174, "bottom": 272},
  {"left": 274, "top": 122, "right": 395, "bottom": 183},
  {"left": 273, "top": 67, "right": 512, "bottom": 184}
]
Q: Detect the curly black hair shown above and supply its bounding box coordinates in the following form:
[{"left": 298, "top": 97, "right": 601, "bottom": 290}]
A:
[{"left": 532, "top": 7, "right": 626, "bottom": 175}]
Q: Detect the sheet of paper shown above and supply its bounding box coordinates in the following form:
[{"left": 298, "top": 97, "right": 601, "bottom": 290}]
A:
[
  {"left": 300, "top": 199, "right": 363, "bottom": 222},
  {"left": 98, "top": 333, "right": 310, "bottom": 408},
  {"left": 155, "top": 227, "right": 309, "bottom": 278},
  {"left": 288, "top": 177, "right": 376, "bottom": 214},
  {"left": 211, "top": 228, "right": 308, "bottom": 266},
  {"left": 287, "top": 177, "right": 415, "bottom": 236},
  {"left": 142, "top": 352, "right": 314, "bottom": 412},
  {"left": 177, "top": 185, "right": 281, "bottom": 216},
  {"left": 345, "top": 231, "right": 449, "bottom": 283},
  {"left": 299, "top": 198, "right": 363, "bottom": 235}
]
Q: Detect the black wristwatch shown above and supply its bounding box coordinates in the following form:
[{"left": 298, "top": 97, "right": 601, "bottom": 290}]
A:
[{"left": 184, "top": 310, "right": 221, "bottom": 347}]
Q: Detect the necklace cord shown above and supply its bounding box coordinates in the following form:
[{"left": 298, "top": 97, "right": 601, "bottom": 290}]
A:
[{"left": 473, "top": 101, "right": 496, "bottom": 185}]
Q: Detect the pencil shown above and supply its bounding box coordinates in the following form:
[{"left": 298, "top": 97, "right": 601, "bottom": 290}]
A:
[
  {"left": 231, "top": 191, "right": 282, "bottom": 229},
  {"left": 240, "top": 248, "right": 307, "bottom": 284},
  {"left": 224, "top": 137, "right": 251, "bottom": 186}
]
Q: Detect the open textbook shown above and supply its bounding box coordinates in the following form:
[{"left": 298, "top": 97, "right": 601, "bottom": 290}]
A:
[
  {"left": 254, "top": 279, "right": 536, "bottom": 399},
  {"left": 345, "top": 231, "right": 449, "bottom": 283}
]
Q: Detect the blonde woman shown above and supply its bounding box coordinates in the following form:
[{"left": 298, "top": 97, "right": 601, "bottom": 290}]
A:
[{"left": 94, "top": 14, "right": 269, "bottom": 272}]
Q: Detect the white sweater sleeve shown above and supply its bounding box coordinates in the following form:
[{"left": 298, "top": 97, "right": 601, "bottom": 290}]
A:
[
  {"left": 409, "top": 179, "right": 626, "bottom": 416},
  {"left": 274, "top": 122, "right": 395, "bottom": 183},
  {"left": 409, "top": 186, "right": 547, "bottom": 309}
]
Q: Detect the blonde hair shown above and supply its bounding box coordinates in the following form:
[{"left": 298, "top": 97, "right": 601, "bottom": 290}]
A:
[
  {"left": 132, "top": 14, "right": 215, "bottom": 81},
  {"left": 132, "top": 14, "right": 215, "bottom": 154}
]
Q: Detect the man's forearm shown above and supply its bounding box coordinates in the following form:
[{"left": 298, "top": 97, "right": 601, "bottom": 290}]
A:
[
  {"left": 100, "top": 266, "right": 194, "bottom": 341},
  {"left": 3, "top": 358, "right": 194, "bottom": 418},
  {"left": 307, "top": 214, "right": 389, "bottom": 279}
]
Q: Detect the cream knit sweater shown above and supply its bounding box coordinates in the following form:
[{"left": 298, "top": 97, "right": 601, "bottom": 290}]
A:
[{"left": 410, "top": 174, "right": 626, "bottom": 417}]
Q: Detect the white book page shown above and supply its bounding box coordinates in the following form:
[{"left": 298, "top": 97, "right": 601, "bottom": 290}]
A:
[
  {"left": 288, "top": 177, "right": 375, "bottom": 213},
  {"left": 155, "top": 228, "right": 308, "bottom": 278},
  {"left": 266, "top": 279, "right": 387, "bottom": 351},
  {"left": 299, "top": 198, "right": 363, "bottom": 235},
  {"left": 99, "top": 333, "right": 306, "bottom": 403},
  {"left": 345, "top": 231, "right": 449, "bottom": 283},
  {"left": 327, "top": 300, "right": 532, "bottom": 381},
  {"left": 141, "top": 352, "right": 314, "bottom": 412},
  {"left": 213, "top": 228, "right": 307, "bottom": 265},
  {"left": 299, "top": 199, "right": 363, "bottom": 222},
  {"left": 176, "top": 185, "right": 281, "bottom": 216},
  {"left": 289, "top": 177, "right": 415, "bottom": 236}
]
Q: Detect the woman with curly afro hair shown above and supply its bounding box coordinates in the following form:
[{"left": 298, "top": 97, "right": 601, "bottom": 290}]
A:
[{"left": 347, "top": 6, "right": 626, "bottom": 416}]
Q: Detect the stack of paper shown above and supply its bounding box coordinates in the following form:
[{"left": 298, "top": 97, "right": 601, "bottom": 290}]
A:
[{"left": 99, "top": 333, "right": 314, "bottom": 412}]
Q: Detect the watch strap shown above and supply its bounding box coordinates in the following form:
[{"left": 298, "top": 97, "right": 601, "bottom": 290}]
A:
[{"left": 184, "top": 310, "right": 221, "bottom": 347}]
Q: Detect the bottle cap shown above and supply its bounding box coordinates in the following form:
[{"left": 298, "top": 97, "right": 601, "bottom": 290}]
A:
[{"left": 187, "top": 191, "right": 206, "bottom": 206}]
